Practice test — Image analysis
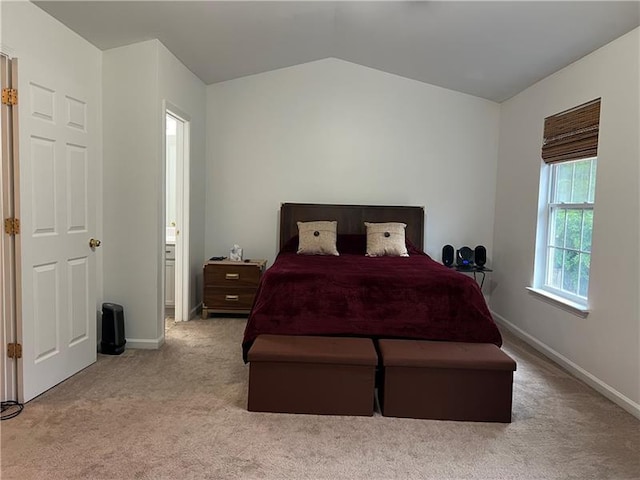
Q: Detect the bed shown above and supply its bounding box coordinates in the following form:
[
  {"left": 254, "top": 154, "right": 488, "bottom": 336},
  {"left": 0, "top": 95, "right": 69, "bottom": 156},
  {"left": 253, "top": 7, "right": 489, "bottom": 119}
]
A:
[{"left": 242, "top": 203, "right": 502, "bottom": 361}]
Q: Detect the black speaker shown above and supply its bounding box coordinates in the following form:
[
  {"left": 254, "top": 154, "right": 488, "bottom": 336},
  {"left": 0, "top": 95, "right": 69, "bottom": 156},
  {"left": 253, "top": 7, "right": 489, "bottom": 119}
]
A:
[
  {"left": 101, "top": 303, "right": 126, "bottom": 355},
  {"left": 442, "top": 244, "right": 454, "bottom": 267},
  {"left": 456, "top": 246, "right": 475, "bottom": 268},
  {"left": 475, "top": 245, "right": 487, "bottom": 268}
]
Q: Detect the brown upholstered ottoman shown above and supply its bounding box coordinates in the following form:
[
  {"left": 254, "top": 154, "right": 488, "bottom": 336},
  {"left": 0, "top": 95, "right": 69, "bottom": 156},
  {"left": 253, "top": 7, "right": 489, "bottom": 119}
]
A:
[
  {"left": 248, "top": 335, "right": 377, "bottom": 416},
  {"left": 379, "top": 340, "right": 517, "bottom": 422}
]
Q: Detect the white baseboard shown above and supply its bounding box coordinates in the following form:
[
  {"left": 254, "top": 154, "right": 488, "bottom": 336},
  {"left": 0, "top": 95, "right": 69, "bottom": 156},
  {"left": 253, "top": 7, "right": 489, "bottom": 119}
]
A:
[
  {"left": 491, "top": 310, "right": 640, "bottom": 420},
  {"left": 125, "top": 336, "right": 165, "bottom": 349},
  {"left": 189, "top": 302, "right": 202, "bottom": 320}
]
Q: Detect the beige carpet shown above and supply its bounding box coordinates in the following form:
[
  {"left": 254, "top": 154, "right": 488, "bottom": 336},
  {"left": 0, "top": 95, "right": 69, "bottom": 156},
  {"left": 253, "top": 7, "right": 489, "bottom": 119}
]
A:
[{"left": 1, "top": 318, "right": 638, "bottom": 480}]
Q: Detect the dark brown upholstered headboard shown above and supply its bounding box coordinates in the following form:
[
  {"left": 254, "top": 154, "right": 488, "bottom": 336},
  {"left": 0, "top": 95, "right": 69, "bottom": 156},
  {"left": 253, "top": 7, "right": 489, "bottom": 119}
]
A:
[{"left": 279, "top": 203, "right": 425, "bottom": 250}]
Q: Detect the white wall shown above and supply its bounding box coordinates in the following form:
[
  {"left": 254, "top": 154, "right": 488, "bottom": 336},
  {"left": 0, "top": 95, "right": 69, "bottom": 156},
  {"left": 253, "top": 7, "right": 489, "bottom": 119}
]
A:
[
  {"left": 103, "top": 40, "right": 160, "bottom": 346},
  {"left": 491, "top": 28, "right": 640, "bottom": 416},
  {"left": 103, "top": 40, "right": 206, "bottom": 347},
  {"left": 206, "top": 58, "right": 500, "bottom": 269}
]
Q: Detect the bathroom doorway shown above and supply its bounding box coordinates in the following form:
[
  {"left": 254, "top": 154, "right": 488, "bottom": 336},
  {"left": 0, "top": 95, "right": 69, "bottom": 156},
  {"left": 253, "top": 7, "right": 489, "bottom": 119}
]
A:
[{"left": 164, "top": 105, "right": 190, "bottom": 326}]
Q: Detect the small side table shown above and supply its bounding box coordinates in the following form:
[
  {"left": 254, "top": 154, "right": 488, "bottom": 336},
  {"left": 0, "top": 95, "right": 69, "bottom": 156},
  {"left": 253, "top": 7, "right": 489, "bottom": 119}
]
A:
[{"left": 449, "top": 266, "right": 493, "bottom": 289}]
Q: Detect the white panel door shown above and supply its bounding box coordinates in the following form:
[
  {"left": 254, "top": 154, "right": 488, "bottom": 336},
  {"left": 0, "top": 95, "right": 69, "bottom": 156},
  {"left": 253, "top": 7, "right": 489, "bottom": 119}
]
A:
[{"left": 18, "top": 58, "right": 97, "bottom": 401}]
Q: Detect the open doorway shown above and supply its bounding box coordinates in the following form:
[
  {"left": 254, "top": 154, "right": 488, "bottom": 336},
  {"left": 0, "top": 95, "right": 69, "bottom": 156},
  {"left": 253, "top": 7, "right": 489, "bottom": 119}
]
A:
[{"left": 163, "top": 105, "right": 190, "bottom": 328}]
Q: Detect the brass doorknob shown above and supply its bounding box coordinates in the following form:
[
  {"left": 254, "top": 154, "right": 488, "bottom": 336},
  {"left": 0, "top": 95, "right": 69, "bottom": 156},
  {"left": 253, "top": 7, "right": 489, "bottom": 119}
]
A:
[{"left": 89, "top": 238, "right": 101, "bottom": 249}]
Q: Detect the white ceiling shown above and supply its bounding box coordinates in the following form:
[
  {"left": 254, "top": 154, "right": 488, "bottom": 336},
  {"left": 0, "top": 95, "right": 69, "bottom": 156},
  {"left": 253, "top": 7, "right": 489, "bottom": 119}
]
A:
[{"left": 33, "top": 1, "right": 640, "bottom": 102}]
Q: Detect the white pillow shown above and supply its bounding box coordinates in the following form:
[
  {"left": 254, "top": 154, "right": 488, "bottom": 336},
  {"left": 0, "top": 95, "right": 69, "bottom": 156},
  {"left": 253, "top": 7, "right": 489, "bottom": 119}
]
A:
[
  {"left": 365, "top": 222, "right": 409, "bottom": 257},
  {"left": 297, "top": 221, "right": 339, "bottom": 256}
]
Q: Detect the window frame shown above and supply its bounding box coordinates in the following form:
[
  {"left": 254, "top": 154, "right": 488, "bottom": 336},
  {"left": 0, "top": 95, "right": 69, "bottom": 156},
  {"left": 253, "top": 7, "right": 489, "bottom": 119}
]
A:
[{"left": 535, "top": 157, "right": 597, "bottom": 309}]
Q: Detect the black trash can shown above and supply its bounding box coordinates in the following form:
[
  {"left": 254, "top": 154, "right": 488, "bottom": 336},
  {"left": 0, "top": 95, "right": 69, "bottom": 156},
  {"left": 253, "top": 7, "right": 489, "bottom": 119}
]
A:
[{"left": 101, "top": 303, "right": 126, "bottom": 355}]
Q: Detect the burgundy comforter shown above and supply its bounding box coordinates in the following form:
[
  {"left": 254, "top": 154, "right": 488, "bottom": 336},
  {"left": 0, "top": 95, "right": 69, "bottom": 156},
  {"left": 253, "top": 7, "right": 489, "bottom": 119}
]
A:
[{"left": 242, "top": 238, "right": 501, "bottom": 361}]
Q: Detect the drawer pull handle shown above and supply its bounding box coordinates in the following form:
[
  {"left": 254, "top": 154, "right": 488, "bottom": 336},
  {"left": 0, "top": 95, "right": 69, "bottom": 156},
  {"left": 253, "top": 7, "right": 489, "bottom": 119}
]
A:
[
  {"left": 225, "top": 295, "right": 239, "bottom": 302},
  {"left": 225, "top": 273, "right": 240, "bottom": 280}
]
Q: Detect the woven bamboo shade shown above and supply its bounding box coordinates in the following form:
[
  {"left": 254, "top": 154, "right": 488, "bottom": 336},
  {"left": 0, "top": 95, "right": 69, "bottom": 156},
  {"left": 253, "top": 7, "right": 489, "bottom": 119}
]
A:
[{"left": 542, "top": 98, "right": 601, "bottom": 164}]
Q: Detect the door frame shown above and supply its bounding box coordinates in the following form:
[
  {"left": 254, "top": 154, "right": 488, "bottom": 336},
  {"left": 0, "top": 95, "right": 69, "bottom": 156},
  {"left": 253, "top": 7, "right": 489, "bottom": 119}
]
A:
[
  {"left": 162, "top": 101, "right": 190, "bottom": 326},
  {"left": 0, "top": 54, "right": 21, "bottom": 402}
]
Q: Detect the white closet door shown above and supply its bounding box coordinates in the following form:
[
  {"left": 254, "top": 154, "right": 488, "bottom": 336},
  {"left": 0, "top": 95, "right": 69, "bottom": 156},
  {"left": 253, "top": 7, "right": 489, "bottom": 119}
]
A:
[{"left": 18, "top": 55, "right": 98, "bottom": 401}]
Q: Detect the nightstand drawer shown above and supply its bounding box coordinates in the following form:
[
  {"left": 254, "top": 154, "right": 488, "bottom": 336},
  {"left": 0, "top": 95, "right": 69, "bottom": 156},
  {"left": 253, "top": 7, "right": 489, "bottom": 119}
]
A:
[
  {"left": 205, "top": 264, "right": 261, "bottom": 287},
  {"left": 204, "top": 287, "right": 257, "bottom": 310},
  {"left": 202, "top": 259, "right": 267, "bottom": 317}
]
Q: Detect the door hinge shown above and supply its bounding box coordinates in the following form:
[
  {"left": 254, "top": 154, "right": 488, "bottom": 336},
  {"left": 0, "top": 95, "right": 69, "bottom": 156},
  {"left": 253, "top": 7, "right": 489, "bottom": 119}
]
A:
[
  {"left": 7, "top": 342, "right": 22, "bottom": 359},
  {"left": 4, "top": 217, "right": 20, "bottom": 236},
  {"left": 1, "top": 88, "right": 17, "bottom": 106}
]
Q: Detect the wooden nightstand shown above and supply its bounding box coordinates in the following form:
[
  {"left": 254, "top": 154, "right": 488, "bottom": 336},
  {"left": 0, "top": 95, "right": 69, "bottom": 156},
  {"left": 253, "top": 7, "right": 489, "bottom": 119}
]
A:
[{"left": 202, "top": 259, "right": 267, "bottom": 318}]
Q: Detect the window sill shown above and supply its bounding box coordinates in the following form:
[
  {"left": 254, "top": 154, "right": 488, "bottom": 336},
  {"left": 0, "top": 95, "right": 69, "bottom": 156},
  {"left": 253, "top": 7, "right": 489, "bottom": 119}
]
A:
[{"left": 526, "top": 287, "right": 589, "bottom": 318}]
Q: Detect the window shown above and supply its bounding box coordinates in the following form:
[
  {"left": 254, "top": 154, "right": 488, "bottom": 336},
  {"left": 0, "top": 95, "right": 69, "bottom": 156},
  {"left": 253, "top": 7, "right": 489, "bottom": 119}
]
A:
[
  {"left": 544, "top": 157, "right": 596, "bottom": 303},
  {"left": 533, "top": 98, "right": 601, "bottom": 311}
]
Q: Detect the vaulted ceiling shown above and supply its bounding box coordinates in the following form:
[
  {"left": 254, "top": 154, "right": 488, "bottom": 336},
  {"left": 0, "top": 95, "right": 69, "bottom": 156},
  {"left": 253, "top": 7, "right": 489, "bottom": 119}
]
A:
[{"left": 33, "top": 1, "right": 640, "bottom": 102}]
